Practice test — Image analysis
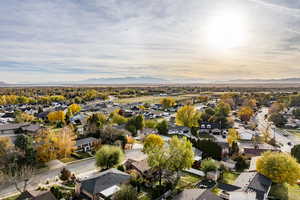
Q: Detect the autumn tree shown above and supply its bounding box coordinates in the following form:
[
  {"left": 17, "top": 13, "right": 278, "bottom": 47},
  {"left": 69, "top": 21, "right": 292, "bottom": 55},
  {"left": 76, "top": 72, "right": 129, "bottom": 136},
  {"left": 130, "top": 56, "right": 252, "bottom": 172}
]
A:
[
  {"left": 269, "top": 102, "right": 285, "bottom": 114},
  {"left": 15, "top": 112, "right": 36, "bottom": 123},
  {"left": 176, "top": 105, "right": 200, "bottom": 128},
  {"left": 110, "top": 109, "right": 128, "bottom": 125},
  {"left": 256, "top": 152, "right": 300, "bottom": 184},
  {"left": 143, "top": 134, "right": 164, "bottom": 153},
  {"left": 68, "top": 104, "right": 81, "bottom": 115},
  {"left": 227, "top": 128, "right": 240, "bottom": 146},
  {"left": 238, "top": 106, "right": 254, "bottom": 122},
  {"left": 48, "top": 110, "right": 65, "bottom": 125},
  {"left": 95, "top": 145, "right": 124, "bottom": 169},
  {"left": 0, "top": 137, "right": 13, "bottom": 157},
  {"left": 160, "top": 97, "right": 176, "bottom": 109},
  {"left": 243, "top": 98, "right": 257, "bottom": 108},
  {"left": 87, "top": 113, "right": 108, "bottom": 134},
  {"left": 35, "top": 127, "right": 76, "bottom": 162},
  {"left": 126, "top": 115, "right": 144, "bottom": 136}
]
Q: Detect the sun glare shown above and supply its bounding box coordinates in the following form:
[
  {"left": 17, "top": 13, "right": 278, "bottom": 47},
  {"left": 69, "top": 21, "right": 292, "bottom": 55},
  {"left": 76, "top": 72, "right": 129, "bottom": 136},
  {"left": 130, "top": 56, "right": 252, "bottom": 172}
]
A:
[{"left": 206, "top": 12, "right": 247, "bottom": 50}]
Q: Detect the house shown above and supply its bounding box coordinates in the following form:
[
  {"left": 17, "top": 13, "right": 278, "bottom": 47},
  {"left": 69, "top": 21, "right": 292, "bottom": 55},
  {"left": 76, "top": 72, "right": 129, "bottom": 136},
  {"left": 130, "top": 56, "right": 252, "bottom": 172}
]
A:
[
  {"left": 16, "top": 190, "right": 57, "bottom": 200},
  {"left": 219, "top": 172, "right": 272, "bottom": 200},
  {"left": 174, "top": 189, "right": 222, "bottom": 200},
  {"left": 75, "top": 169, "right": 131, "bottom": 200},
  {"left": 199, "top": 122, "right": 221, "bottom": 134},
  {"left": 21, "top": 124, "right": 43, "bottom": 135},
  {"left": 75, "top": 137, "right": 99, "bottom": 152},
  {"left": 0, "top": 123, "right": 29, "bottom": 135},
  {"left": 240, "top": 142, "right": 279, "bottom": 157},
  {"left": 126, "top": 159, "right": 152, "bottom": 178}
]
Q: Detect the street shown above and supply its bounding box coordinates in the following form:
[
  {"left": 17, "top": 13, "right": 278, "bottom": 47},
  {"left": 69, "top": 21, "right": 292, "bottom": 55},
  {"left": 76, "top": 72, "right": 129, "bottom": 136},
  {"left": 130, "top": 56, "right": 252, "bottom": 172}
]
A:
[{"left": 0, "top": 158, "right": 97, "bottom": 199}]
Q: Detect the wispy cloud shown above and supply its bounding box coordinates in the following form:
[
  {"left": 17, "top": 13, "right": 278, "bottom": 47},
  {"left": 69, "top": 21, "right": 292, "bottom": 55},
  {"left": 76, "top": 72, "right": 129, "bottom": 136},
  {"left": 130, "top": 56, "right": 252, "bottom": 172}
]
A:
[{"left": 0, "top": 0, "right": 300, "bottom": 82}]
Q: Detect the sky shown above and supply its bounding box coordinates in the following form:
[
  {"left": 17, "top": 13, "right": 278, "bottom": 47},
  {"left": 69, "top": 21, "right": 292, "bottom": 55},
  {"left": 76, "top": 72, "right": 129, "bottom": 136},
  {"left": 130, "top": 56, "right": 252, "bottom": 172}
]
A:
[{"left": 1, "top": 0, "right": 300, "bottom": 83}]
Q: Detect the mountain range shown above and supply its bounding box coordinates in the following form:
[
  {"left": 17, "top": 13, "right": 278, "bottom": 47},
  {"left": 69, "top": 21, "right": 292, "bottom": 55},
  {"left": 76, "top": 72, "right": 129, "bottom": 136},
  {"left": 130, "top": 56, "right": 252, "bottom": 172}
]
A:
[{"left": 2, "top": 77, "right": 300, "bottom": 86}]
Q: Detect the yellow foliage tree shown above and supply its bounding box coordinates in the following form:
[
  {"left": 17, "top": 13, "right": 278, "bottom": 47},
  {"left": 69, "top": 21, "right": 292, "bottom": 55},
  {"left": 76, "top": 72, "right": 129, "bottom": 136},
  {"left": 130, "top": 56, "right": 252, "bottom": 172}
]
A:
[
  {"left": 0, "top": 137, "right": 13, "bottom": 157},
  {"left": 47, "top": 111, "right": 65, "bottom": 124},
  {"left": 68, "top": 104, "right": 81, "bottom": 115},
  {"left": 256, "top": 152, "right": 300, "bottom": 185},
  {"left": 143, "top": 134, "right": 164, "bottom": 153},
  {"left": 160, "top": 97, "right": 176, "bottom": 109},
  {"left": 176, "top": 105, "right": 200, "bottom": 128},
  {"left": 16, "top": 112, "right": 36, "bottom": 123},
  {"left": 36, "top": 127, "right": 76, "bottom": 162},
  {"left": 227, "top": 128, "right": 240, "bottom": 146},
  {"left": 238, "top": 106, "right": 254, "bottom": 122}
]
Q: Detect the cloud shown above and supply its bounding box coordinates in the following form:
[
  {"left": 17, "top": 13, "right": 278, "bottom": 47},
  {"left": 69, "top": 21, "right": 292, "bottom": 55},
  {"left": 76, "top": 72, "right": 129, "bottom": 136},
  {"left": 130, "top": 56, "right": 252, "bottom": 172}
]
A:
[{"left": 0, "top": 0, "right": 300, "bottom": 82}]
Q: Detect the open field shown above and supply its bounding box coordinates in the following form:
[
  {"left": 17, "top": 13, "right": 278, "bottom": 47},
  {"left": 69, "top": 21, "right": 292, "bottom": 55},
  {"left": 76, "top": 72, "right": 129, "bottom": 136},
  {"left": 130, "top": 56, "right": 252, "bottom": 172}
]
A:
[{"left": 115, "top": 94, "right": 201, "bottom": 104}]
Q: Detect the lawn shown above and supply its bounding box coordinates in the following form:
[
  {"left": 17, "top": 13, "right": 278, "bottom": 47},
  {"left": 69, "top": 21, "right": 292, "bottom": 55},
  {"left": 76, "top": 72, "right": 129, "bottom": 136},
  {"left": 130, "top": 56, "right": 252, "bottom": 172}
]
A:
[
  {"left": 221, "top": 171, "right": 239, "bottom": 184},
  {"left": 176, "top": 174, "right": 201, "bottom": 189},
  {"left": 115, "top": 94, "right": 200, "bottom": 104},
  {"left": 285, "top": 129, "right": 300, "bottom": 139},
  {"left": 269, "top": 183, "right": 300, "bottom": 200},
  {"left": 3, "top": 194, "right": 20, "bottom": 200}
]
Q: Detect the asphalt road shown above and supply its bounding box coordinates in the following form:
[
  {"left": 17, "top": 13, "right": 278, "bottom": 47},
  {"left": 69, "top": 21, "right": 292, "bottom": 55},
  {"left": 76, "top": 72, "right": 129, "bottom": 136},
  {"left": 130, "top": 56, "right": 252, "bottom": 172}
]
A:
[
  {"left": 255, "top": 107, "right": 300, "bottom": 152},
  {"left": 0, "top": 158, "right": 97, "bottom": 199}
]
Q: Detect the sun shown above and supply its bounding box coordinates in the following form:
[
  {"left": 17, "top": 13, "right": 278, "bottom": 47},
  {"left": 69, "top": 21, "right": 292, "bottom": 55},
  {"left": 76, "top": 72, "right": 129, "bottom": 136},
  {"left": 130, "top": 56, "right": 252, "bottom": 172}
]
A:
[{"left": 206, "top": 12, "right": 247, "bottom": 50}]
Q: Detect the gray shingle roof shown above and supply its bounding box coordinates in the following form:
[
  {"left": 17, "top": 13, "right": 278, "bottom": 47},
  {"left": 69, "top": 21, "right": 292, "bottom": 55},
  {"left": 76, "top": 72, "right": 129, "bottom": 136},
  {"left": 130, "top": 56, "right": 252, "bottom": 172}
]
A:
[
  {"left": 80, "top": 169, "right": 131, "bottom": 195},
  {"left": 174, "top": 189, "right": 222, "bottom": 200},
  {"left": 75, "top": 137, "right": 98, "bottom": 147},
  {"left": 0, "top": 123, "right": 29, "bottom": 131}
]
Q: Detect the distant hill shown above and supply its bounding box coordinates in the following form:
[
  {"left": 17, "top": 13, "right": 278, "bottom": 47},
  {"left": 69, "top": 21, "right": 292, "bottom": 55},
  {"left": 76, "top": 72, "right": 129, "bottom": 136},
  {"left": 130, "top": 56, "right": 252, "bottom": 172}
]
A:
[
  {"left": 78, "top": 76, "right": 169, "bottom": 84},
  {"left": 0, "top": 81, "right": 8, "bottom": 86},
  {"left": 228, "top": 78, "right": 300, "bottom": 83}
]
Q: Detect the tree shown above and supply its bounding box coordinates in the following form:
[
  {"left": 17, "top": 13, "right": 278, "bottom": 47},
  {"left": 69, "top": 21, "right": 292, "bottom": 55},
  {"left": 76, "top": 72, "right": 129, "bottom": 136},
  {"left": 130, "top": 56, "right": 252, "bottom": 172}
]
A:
[
  {"left": 238, "top": 106, "right": 254, "bottom": 122},
  {"left": 110, "top": 110, "right": 128, "bottom": 125},
  {"left": 95, "top": 145, "right": 124, "bottom": 169},
  {"left": 160, "top": 97, "right": 175, "bottom": 109},
  {"left": 15, "top": 112, "right": 35, "bottom": 123},
  {"left": 156, "top": 120, "right": 168, "bottom": 135},
  {"left": 289, "top": 94, "right": 300, "bottom": 107},
  {"left": 143, "top": 134, "right": 164, "bottom": 153},
  {"left": 193, "top": 139, "right": 222, "bottom": 160},
  {"left": 68, "top": 103, "right": 81, "bottom": 115},
  {"left": 201, "top": 159, "right": 218, "bottom": 175},
  {"left": 126, "top": 115, "right": 144, "bottom": 136},
  {"left": 47, "top": 110, "right": 65, "bottom": 125},
  {"left": 0, "top": 137, "right": 13, "bottom": 157},
  {"left": 87, "top": 113, "right": 108, "bottom": 134},
  {"left": 176, "top": 105, "right": 200, "bottom": 128},
  {"left": 144, "top": 120, "right": 157, "bottom": 129},
  {"left": 113, "top": 185, "right": 138, "bottom": 200},
  {"left": 234, "top": 155, "right": 248, "bottom": 171},
  {"left": 269, "top": 113, "right": 287, "bottom": 127},
  {"left": 269, "top": 102, "right": 284, "bottom": 114},
  {"left": 2, "top": 162, "right": 34, "bottom": 193},
  {"left": 243, "top": 98, "right": 257, "bottom": 108},
  {"left": 227, "top": 128, "right": 239, "bottom": 146},
  {"left": 36, "top": 127, "right": 76, "bottom": 162},
  {"left": 256, "top": 152, "right": 300, "bottom": 184},
  {"left": 291, "top": 144, "right": 300, "bottom": 163},
  {"left": 59, "top": 168, "right": 71, "bottom": 181},
  {"left": 14, "top": 135, "right": 36, "bottom": 165},
  {"left": 98, "top": 126, "right": 128, "bottom": 149},
  {"left": 168, "top": 136, "right": 194, "bottom": 181},
  {"left": 292, "top": 108, "right": 300, "bottom": 119}
]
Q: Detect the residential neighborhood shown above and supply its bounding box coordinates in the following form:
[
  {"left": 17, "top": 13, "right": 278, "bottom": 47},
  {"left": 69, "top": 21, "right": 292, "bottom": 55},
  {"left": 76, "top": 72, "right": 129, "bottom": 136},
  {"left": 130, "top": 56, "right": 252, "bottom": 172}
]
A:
[{"left": 0, "top": 87, "right": 300, "bottom": 200}]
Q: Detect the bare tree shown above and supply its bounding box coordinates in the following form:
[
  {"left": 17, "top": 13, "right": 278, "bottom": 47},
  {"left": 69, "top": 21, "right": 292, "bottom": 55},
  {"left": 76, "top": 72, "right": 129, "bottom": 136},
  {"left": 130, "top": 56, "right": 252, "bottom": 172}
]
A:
[{"left": 2, "top": 162, "right": 34, "bottom": 193}]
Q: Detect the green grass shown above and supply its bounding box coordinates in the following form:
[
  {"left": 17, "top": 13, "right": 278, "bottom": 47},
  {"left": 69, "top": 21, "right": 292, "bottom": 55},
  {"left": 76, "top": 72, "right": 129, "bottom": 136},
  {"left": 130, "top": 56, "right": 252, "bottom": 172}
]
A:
[
  {"left": 176, "top": 174, "right": 201, "bottom": 189},
  {"left": 221, "top": 171, "right": 239, "bottom": 184},
  {"left": 269, "top": 183, "right": 300, "bottom": 200},
  {"left": 3, "top": 195, "right": 20, "bottom": 200},
  {"left": 285, "top": 129, "right": 300, "bottom": 139}
]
